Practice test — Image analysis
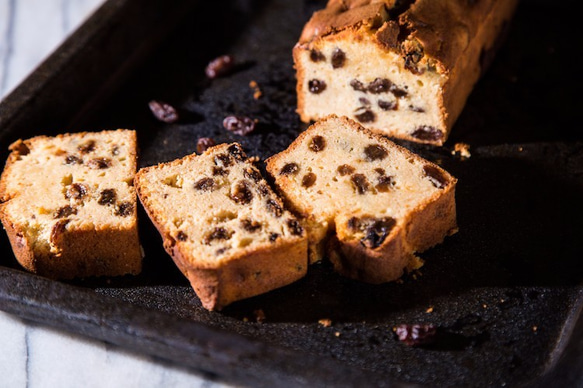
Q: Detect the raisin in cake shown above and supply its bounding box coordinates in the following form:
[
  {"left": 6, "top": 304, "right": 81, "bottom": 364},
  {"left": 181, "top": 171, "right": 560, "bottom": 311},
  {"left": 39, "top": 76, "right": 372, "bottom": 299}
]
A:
[
  {"left": 266, "top": 115, "right": 457, "bottom": 283},
  {"left": 294, "top": 0, "right": 519, "bottom": 145},
  {"left": 135, "top": 143, "right": 307, "bottom": 311},
  {"left": 0, "top": 130, "right": 142, "bottom": 279}
]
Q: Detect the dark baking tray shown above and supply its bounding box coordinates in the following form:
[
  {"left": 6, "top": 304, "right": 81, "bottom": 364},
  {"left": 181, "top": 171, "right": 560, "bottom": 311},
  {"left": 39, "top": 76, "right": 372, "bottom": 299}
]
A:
[{"left": 1, "top": 0, "right": 583, "bottom": 386}]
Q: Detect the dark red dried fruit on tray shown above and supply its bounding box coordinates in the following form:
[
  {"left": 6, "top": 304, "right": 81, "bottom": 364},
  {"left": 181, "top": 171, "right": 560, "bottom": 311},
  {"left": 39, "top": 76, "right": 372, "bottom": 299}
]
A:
[
  {"left": 394, "top": 323, "right": 437, "bottom": 346},
  {"left": 223, "top": 116, "right": 257, "bottom": 136},
  {"left": 205, "top": 55, "right": 236, "bottom": 78},
  {"left": 197, "top": 137, "right": 216, "bottom": 154},
  {"left": 148, "top": 100, "right": 179, "bottom": 123}
]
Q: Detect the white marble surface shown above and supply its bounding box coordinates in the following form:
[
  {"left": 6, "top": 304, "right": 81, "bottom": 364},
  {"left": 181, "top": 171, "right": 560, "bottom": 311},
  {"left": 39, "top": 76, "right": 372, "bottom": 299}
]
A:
[{"left": 0, "top": 2, "right": 231, "bottom": 387}]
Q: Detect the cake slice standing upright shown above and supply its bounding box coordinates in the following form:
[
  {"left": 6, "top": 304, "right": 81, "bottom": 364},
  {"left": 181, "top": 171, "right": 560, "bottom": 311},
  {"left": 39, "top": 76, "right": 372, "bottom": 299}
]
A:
[{"left": 266, "top": 115, "right": 457, "bottom": 283}]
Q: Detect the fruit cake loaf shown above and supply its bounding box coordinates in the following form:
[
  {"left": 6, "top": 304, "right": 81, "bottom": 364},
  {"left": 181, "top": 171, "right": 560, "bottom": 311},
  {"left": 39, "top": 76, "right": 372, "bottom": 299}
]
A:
[
  {"left": 266, "top": 115, "right": 457, "bottom": 283},
  {"left": 294, "top": 0, "right": 519, "bottom": 145},
  {"left": 0, "top": 130, "right": 142, "bottom": 279},
  {"left": 135, "top": 143, "right": 308, "bottom": 311}
]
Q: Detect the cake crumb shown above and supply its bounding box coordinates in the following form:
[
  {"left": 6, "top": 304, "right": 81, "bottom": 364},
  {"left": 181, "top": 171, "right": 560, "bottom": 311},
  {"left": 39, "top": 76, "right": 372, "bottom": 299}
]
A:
[
  {"left": 249, "top": 80, "right": 263, "bottom": 99},
  {"left": 426, "top": 306, "right": 434, "bottom": 313},
  {"left": 532, "top": 325, "right": 538, "bottom": 332},
  {"left": 318, "top": 318, "right": 332, "bottom": 327},
  {"left": 334, "top": 331, "right": 341, "bottom": 337},
  {"left": 452, "top": 142, "right": 471, "bottom": 159}
]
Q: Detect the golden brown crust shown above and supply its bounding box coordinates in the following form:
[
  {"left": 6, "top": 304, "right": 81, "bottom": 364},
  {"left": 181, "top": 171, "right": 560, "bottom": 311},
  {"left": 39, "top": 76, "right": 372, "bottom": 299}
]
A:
[
  {"left": 299, "top": 0, "right": 392, "bottom": 43},
  {"left": 0, "top": 130, "right": 142, "bottom": 280},
  {"left": 135, "top": 145, "right": 308, "bottom": 311}
]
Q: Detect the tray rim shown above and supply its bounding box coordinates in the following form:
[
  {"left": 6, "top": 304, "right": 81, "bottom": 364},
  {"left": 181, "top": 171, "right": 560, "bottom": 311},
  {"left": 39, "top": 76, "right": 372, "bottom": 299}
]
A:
[{"left": 1, "top": 0, "right": 583, "bottom": 386}]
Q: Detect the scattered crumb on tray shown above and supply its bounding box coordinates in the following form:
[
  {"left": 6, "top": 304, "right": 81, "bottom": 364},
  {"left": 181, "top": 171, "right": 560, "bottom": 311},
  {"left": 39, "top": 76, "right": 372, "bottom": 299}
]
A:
[
  {"left": 452, "top": 142, "right": 471, "bottom": 159},
  {"left": 249, "top": 80, "right": 262, "bottom": 99},
  {"left": 318, "top": 318, "right": 332, "bottom": 327}
]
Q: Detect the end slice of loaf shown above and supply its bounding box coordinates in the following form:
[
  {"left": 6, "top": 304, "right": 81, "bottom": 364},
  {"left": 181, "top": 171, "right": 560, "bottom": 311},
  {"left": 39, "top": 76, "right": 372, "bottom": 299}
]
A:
[
  {"left": 0, "top": 130, "right": 142, "bottom": 279},
  {"left": 266, "top": 115, "right": 457, "bottom": 283},
  {"left": 294, "top": 0, "right": 519, "bottom": 145},
  {"left": 135, "top": 143, "right": 308, "bottom": 311}
]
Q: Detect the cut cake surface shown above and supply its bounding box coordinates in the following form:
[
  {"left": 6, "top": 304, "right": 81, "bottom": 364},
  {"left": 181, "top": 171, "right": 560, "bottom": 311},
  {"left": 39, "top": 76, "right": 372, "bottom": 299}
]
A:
[{"left": 266, "top": 115, "right": 457, "bottom": 283}]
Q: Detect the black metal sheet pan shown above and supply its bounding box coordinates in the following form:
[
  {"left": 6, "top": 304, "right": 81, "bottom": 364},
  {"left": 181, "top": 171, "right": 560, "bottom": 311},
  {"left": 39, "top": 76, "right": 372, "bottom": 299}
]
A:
[{"left": 1, "top": 0, "right": 583, "bottom": 387}]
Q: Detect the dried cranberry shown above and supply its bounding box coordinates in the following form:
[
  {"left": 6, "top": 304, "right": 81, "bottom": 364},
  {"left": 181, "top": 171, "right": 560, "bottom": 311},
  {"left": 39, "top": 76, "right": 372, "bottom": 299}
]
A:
[
  {"left": 266, "top": 199, "right": 283, "bottom": 217},
  {"left": 350, "top": 174, "right": 370, "bottom": 194},
  {"left": 364, "top": 144, "right": 388, "bottom": 161},
  {"left": 348, "top": 216, "right": 396, "bottom": 249},
  {"left": 223, "top": 116, "right": 256, "bottom": 136},
  {"left": 78, "top": 140, "right": 96, "bottom": 154},
  {"left": 376, "top": 175, "right": 395, "bottom": 192},
  {"left": 227, "top": 144, "right": 246, "bottom": 160},
  {"left": 287, "top": 219, "right": 303, "bottom": 236},
  {"left": 65, "top": 183, "right": 88, "bottom": 200},
  {"left": 390, "top": 85, "right": 408, "bottom": 98},
  {"left": 231, "top": 181, "right": 253, "bottom": 204},
  {"left": 148, "top": 100, "right": 179, "bottom": 123},
  {"left": 354, "top": 108, "right": 376, "bottom": 123},
  {"left": 197, "top": 137, "right": 215, "bottom": 154},
  {"left": 423, "top": 165, "right": 448, "bottom": 189},
  {"left": 308, "top": 135, "right": 326, "bottom": 152},
  {"left": 331, "top": 48, "right": 346, "bottom": 68},
  {"left": 411, "top": 126, "right": 443, "bottom": 142},
  {"left": 205, "top": 55, "right": 235, "bottom": 78},
  {"left": 350, "top": 79, "right": 366, "bottom": 92},
  {"left": 368, "top": 78, "right": 392, "bottom": 94},
  {"left": 243, "top": 167, "right": 262, "bottom": 182},
  {"left": 204, "top": 227, "right": 234, "bottom": 244},
  {"left": 257, "top": 184, "right": 270, "bottom": 197},
  {"left": 98, "top": 189, "right": 116, "bottom": 206},
  {"left": 194, "top": 177, "right": 216, "bottom": 191},
  {"left": 302, "top": 172, "right": 317, "bottom": 188},
  {"left": 212, "top": 166, "right": 228, "bottom": 176},
  {"left": 395, "top": 323, "right": 437, "bottom": 346},
  {"left": 53, "top": 205, "right": 77, "bottom": 219},
  {"left": 378, "top": 100, "right": 397, "bottom": 111},
  {"left": 309, "top": 49, "right": 325, "bottom": 62},
  {"left": 64, "top": 155, "right": 82, "bottom": 165},
  {"left": 241, "top": 219, "right": 262, "bottom": 232},
  {"left": 87, "top": 157, "right": 112, "bottom": 169},
  {"left": 115, "top": 202, "right": 133, "bottom": 217},
  {"left": 308, "top": 79, "right": 327, "bottom": 94},
  {"left": 337, "top": 164, "right": 355, "bottom": 176},
  {"left": 280, "top": 163, "right": 300, "bottom": 176},
  {"left": 214, "top": 153, "right": 233, "bottom": 167}
]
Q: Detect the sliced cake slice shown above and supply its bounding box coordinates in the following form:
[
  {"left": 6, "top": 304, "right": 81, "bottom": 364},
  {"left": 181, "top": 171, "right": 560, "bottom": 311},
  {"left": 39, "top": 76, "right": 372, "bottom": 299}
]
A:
[
  {"left": 266, "top": 115, "right": 457, "bottom": 283},
  {"left": 0, "top": 130, "right": 142, "bottom": 279},
  {"left": 135, "top": 143, "right": 308, "bottom": 311},
  {"left": 294, "top": 0, "right": 519, "bottom": 145}
]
